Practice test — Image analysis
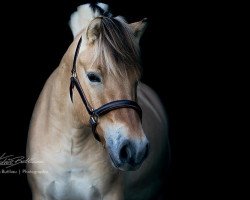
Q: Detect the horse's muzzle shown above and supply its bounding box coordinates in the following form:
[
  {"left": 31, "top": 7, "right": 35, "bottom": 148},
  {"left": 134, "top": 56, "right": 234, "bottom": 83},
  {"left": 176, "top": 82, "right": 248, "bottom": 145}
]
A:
[{"left": 108, "top": 138, "right": 150, "bottom": 171}]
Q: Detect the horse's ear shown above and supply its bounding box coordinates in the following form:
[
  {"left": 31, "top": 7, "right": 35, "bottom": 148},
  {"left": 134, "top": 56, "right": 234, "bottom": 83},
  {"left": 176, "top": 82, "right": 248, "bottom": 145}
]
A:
[
  {"left": 129, "top": 18, "right": 148, "bottom": 42},
  {"left": 86, "top": 17, "right": 102, "bottom": 44}
]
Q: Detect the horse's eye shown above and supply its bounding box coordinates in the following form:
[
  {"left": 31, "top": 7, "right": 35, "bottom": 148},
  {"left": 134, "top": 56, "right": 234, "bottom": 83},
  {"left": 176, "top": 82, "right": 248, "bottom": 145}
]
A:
[{"left": 87, "top": 73, "right": 101, "bottom": 83}]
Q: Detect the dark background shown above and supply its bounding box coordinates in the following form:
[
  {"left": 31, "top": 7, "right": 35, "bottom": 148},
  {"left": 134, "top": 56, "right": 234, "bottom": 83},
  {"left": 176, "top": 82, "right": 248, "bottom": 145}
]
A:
[{"left": 0, "top": 0, "right": 217, "bottom": 199}]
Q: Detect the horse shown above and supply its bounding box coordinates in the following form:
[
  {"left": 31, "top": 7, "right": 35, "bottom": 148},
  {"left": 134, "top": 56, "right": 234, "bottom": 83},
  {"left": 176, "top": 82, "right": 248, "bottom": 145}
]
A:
[{"left": 26, "top": 3, "right": 169, "bottom": 200}]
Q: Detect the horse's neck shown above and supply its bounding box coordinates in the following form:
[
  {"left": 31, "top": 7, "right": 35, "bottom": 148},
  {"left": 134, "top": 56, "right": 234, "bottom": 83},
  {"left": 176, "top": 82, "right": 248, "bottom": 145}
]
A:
[{"left": 29, "top": 62, "right": 92, "bottom": 153}]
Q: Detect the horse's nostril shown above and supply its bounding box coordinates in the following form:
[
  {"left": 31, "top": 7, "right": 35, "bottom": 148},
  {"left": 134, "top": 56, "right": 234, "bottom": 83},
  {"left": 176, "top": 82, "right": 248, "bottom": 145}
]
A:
[
  {"left": 143, "top": 142, "right": 150, "bottom": 160},
  {"left": 119, "top": 144, "right": 131, "bottom": 162}
]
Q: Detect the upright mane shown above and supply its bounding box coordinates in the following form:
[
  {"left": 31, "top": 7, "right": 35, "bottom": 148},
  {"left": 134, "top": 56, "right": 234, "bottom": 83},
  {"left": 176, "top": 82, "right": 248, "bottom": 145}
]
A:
[{"left": 92, "top": 16, "right": 141, "bottom": 77}]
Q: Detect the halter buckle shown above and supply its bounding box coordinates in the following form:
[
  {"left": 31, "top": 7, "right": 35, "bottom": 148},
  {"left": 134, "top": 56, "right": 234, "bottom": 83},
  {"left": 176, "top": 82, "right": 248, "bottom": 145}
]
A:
[
  {"left": 72, "top": 71, "right": 77, "bottom": 78},
  {"left": 89, "top": 113, "right": 98, "bottom": 127},
  {"left": 89, "top": 113, "right": 101, "bottom": 142}
]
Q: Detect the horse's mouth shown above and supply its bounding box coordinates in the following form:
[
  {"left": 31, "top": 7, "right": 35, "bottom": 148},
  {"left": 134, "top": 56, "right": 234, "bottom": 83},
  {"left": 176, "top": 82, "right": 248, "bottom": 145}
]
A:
[{"left": 109, "top": 153, "right": 121, "bottom": 169}]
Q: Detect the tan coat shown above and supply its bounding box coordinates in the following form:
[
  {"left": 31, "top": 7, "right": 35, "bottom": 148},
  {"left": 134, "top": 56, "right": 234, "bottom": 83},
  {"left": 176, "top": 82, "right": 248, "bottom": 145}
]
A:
[{"left": 27, "top": 3, "right": 169, "bottom": 200}]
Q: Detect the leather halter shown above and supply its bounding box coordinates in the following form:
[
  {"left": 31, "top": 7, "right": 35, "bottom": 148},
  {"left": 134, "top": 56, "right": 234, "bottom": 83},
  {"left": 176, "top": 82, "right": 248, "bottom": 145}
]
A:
[{"left": 69, "top": 37, "right": 142, "bottom": 142}]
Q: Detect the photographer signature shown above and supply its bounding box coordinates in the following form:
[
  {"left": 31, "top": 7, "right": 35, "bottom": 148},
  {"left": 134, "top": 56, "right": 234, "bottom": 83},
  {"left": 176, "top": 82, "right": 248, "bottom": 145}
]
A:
[{"left": 0, "top": 153, "right": 42, "bottom": 168}]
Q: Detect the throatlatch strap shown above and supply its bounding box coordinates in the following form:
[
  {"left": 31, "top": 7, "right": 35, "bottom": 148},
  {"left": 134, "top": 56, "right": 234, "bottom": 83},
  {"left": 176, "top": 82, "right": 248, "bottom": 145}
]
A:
[{"left": 72, "top": 37, "right": 82, "bottom": 75}]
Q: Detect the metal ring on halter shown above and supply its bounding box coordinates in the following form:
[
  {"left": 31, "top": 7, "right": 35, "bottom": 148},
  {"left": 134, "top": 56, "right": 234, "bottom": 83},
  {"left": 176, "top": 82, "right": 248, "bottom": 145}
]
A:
[
  {"left": 89, "top": 112, "right": 99, "bottom": 126},
  {"left": 89, "top": 112, "right": 100, "bottom": 141},
  {"left": 72, "top": 71, "right": 77, "bottom": 78}
]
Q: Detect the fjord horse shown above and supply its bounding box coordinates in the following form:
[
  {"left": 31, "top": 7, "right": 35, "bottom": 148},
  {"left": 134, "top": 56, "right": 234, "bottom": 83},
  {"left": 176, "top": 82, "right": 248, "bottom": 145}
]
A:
[{"left": 27, "top": 3, "right": 169, "bottom": 200}]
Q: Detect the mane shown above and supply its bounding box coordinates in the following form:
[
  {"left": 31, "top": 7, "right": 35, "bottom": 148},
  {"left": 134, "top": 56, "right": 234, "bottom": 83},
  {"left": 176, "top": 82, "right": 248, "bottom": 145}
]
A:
[
  {"left": 92, "top": 16, "right": 141, "bottom": 78},
  {"left": 69, "top": 3, "right": 141, "bottom": 78},
  {"left": 69, "top": 3, "right": 111, "bottom": 38}
]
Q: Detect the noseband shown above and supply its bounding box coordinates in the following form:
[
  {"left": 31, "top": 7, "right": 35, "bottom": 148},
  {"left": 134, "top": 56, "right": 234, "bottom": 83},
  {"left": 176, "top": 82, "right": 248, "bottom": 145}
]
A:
[{"left": 69, "top": 37, "right": 142, "bottom": 142}]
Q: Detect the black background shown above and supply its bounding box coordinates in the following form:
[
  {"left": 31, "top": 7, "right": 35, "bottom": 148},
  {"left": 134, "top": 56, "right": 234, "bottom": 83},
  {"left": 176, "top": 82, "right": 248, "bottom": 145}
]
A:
[{"left": 0, "top": 0, "right": 217, "bottom": 199}]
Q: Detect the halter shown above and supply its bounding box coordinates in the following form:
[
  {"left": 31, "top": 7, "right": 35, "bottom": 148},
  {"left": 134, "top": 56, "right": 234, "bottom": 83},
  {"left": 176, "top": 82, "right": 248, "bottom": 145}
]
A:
[{"left": 69, "top": 37, "right": 142, "bottom": 142}]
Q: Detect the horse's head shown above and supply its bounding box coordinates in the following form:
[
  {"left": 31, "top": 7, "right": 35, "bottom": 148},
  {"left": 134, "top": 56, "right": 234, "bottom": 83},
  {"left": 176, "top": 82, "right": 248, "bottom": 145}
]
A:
[{"left": 69, "top": 16, "right": 148, "bottom": 171}]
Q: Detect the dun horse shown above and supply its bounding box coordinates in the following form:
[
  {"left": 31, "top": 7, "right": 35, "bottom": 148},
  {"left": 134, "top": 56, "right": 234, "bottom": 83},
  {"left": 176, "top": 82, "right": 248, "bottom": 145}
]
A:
[{"left": 27, "top": 3, "right": 169, "bottom": 200}]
